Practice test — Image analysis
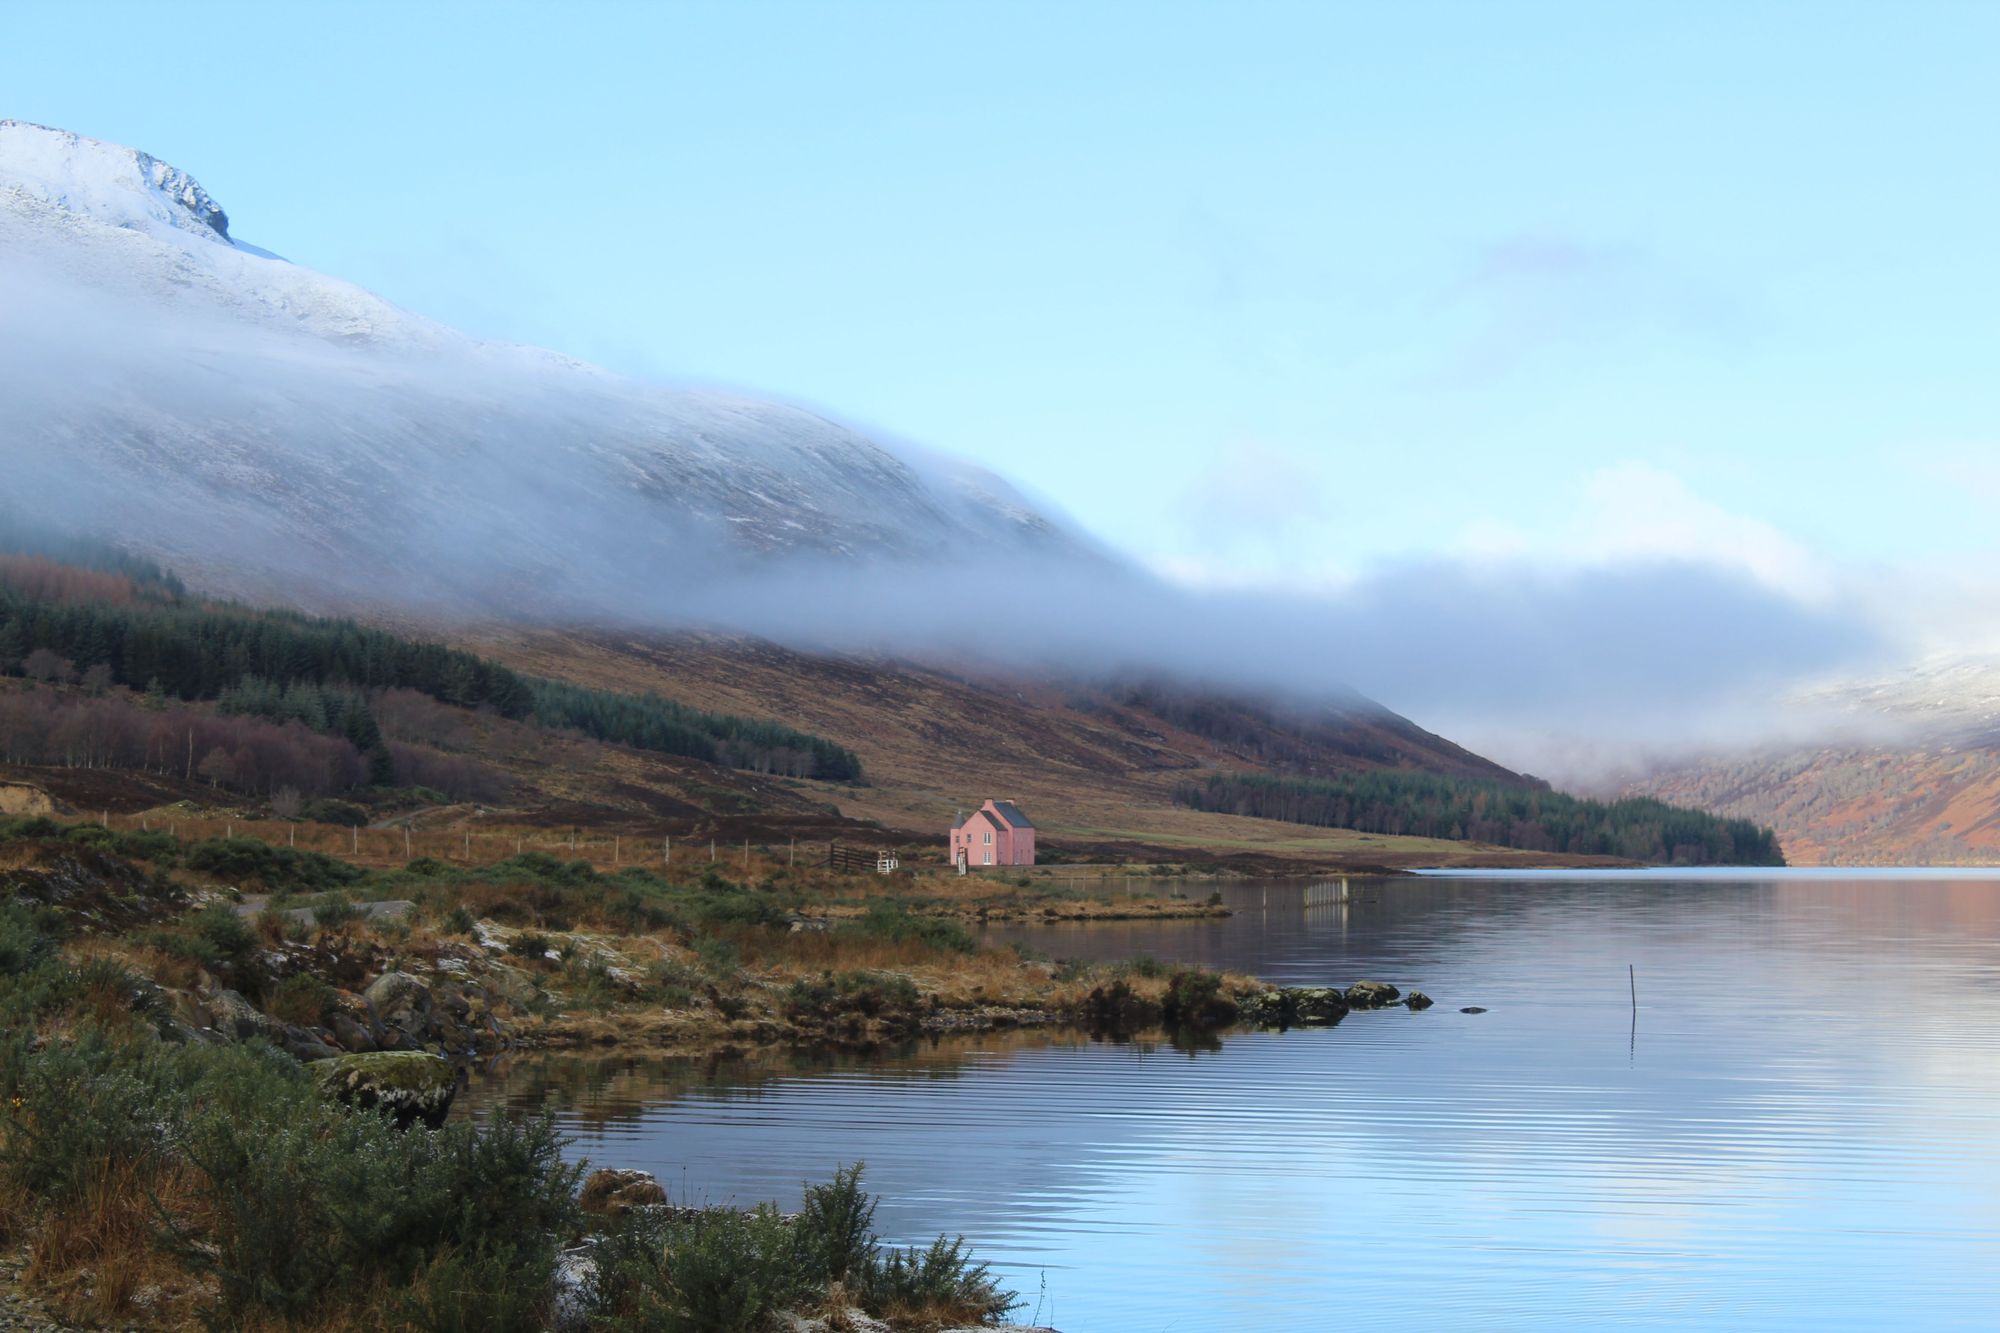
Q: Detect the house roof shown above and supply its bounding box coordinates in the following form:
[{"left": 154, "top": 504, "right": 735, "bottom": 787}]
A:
[{"left": 987, "top": 800, "right": 1034, "bottom": 829}]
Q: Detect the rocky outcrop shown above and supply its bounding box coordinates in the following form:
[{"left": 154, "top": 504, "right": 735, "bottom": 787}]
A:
[
  {"left": 1239, "top": 986, "right": 1349, "bottom": 1028},
  {"left": 313, "top": 1051, "right": 457, "bottom": 1129},
  {"left": 1344, "top": 980, "right": 1401, "bottom": 1009},
  {"left": 203, "top": 986, "right": 281, "bottom": 1041},
  {"left": 578, "top": 1168, "right": 669, "bottom": 1218},
  {"left": 1405, "top": 991, "right": 1434, "bottom": 1011}
]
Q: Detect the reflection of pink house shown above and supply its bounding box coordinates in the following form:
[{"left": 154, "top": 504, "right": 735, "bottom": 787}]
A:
[{"left": 950, "top": 800, "right": 1036, "bottom": 869}]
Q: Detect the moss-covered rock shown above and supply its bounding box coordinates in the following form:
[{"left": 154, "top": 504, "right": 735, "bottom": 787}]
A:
[{"left": 313, "top": 1051, "right": 457, "bottom": 1128}]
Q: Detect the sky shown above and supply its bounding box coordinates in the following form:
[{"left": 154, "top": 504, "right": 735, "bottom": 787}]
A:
[{"left": 6, "top": 0, "right": 1999, "bottom": 769}]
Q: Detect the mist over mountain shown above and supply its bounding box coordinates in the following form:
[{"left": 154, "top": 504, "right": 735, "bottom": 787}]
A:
[
  {"left": 0, "top": 121, "right": 1892, "bottom": 781},
  {"left": 0, "top": 120, "right": 1092, "bottom": 617}
]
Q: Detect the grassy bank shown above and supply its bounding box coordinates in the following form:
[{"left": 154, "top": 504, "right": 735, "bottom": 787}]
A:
[{"left": 0, "top": 813, "right": 1268, "bottom": 1328}]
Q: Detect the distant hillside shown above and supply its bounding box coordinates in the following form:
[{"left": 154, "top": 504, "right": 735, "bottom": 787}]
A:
[
  {"left": 1622, "top": 657, "right": 2000, "bottom": 866},
  {"left": 456, "top": 626, "right": 1614, "bottom": 870},
  {"left": 1625, "top": 744, "right": 2000, "bottom": 866}
]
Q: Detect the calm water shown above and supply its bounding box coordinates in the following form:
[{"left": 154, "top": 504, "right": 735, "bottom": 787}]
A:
[{"left": 465, "top": 873, "right": 2000, "bottom": 1330}]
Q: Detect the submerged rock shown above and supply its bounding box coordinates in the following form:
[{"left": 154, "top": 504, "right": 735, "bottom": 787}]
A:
[
  {"left": 1460, "top": 1006, "right": 1487, "bottom": 1014},
  {"left": 579, "top": 1167, "right": 669, "bottom": 1218},
  {"left": 1344, "top": 980, "right": 1401, "bottom": 1009},
  {"left": 1405, "top": 992, "right": 1434, "bottom": 1011},
  {"left": 313, "top": 1050, "right": 457, "bottom": 1128}
]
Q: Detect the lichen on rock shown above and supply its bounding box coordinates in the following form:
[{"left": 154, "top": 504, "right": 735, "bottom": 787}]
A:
[{"left": 313, "top": 1050, "right": 457, "bottom": 1128}]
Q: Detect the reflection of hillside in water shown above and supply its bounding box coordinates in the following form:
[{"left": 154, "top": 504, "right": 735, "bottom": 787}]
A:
[{"left": 460, "top": 1028, "right": 1093, "bottom": 1129}]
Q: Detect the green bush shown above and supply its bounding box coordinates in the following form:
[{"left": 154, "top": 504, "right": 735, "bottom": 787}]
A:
[
  {"left": 794, "top": 1162, "right": 876, "bottom": 1286},
  {"left": 185, "top": 837, "right": 365, "bottom": 893},
  {"left": 783, "top": 971, "right": 921, "bottom": 1023},
  {"left": 600, "top": 1204, "right": 804, "bottom": 1333},
  {"left": 189, "top": 902, "right": 260, "bottom": 979},
  {"left": 590, "top": 1166, "right": 1014, "bottom": 1330},
  {"left": 864, "top": 1235, "right": 1015, "bottom": 1323},
  {"left": 509, "top": 931, "right": 554, "bottom": 961},
  {"left": 694, "top": 935, "right": 741, "bottom": 980},
  {"left": 839, "top": 902, "right": 975, "bottom": 955},
  {"left": 310, "top": 893, "right": 364, "bottom": 929},
  {"left": 0, "top": 903, "right": 55, "bottom": 978},
  {"left": 1161, "top": 966, "right": 1237, "bottom": 1028},
  {"left": 300, "top": 798, "right": 370, "bottom": 827},
  {"left": 267, "top": 972, "right": 337, "bottom": 1026}
]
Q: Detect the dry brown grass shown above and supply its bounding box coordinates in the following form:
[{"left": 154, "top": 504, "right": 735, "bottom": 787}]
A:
[{"left": 17, "top": 1159, "right": 209, "bottom": 1329}]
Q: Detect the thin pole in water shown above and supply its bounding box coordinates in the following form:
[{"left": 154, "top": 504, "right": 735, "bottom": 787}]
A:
[{"left": 1629, "top": 964, "right": 1637, "bottom": 1012}]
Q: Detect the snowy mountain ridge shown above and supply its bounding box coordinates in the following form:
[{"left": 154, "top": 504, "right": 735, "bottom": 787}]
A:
[
  {"left": 0, "top": 121, "right": 1088, "bottom": 616},
  {"left": 0, "top": 119, "right": 232, "bottom": 241}
]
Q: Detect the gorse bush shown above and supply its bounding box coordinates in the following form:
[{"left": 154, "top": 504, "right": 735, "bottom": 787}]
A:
[
  {"left": 783, "top": 970, "right": 922, "bottom": 1023},
  {"left": 590, "top": 1164, "right": 1014, "bottom": 1331},
  {"left": 184, "top": 837, "right": 365, "bottom": 893},
  {"left": 865, "top": 1235, "right": 1016, "bottom": 1325},
  {"left": 0, "top": 1029, "right": 583, "bottom": 1331},
  {"left": 840, "top": 902, "right": 976, "bottom": 955}
]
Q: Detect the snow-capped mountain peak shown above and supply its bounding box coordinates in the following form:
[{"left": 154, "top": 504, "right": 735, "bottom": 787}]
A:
[{"left": 0, "top": 119, "right": 231, "bottom": 244}]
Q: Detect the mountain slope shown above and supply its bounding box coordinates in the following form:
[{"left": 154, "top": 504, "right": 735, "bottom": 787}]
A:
[
  {"left": 1623, "top": 657, "right": 2000, "bottom": 865},
  {"left": 0, "top": 120, "right": 1085, "bottom": 613}
]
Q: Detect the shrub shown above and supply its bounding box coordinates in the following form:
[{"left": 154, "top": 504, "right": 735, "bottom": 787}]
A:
[
  {"left": 185, "top": 837, "right": 364, "bottom": 893},
  {"left": 864, "top": 1235, "right": 1016, "bottom": 1324},
  {"left": 509, "top": 931, "right": 554, "bottom": 961},
  {"left": 840, "top": 902, "right": 975, "bottom": 955},
  {"left": 783, "top": 971, "right": 921, "bottom": 1023},
  {"left": 191, "top": 903, "right": 259, "bottom": 972},
  {"left": 442, "top": 904, "right": 477, "bottom": 935},
  {"left": 267, "top": 972, "right": 337, "bottom": 1026},
  {"left": 0, "top": 903, "right": 54, "bottom": 977},
  {"left": 795, "top": 1162, "right": 876, "bottom": 1286},
  {"left": 300, "top": 798, "right": 370, "bottom": 827},
  {"left": 600, "top": 1204, "right": 804, "bottom": 1333},
  {"left": 311, "top": 893, "right": 364, "bottom": 929},
  {"left": 1161, "top": 967, "right": 1238, "bottom": 1028},
  {"left": 694, "top": 935, "right": 740, "bottom": 980}
]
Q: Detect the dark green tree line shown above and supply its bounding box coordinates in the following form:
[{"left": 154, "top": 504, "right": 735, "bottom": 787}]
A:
[{"left": 1174, "top": 770, "right": 1784, "bottom": 866}]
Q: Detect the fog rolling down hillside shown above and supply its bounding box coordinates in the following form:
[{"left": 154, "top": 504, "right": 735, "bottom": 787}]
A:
[
  {"left": 0, "top": 117, "right": 1546, "bottom": 813},
  {"left": 0, "top": 119, "right": 1085, "bottom": 616}
]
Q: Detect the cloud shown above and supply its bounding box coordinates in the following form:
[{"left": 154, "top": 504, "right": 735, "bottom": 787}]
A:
[
  {"left": 1459, "top": 461, "right": 1834, "bottom": 604},
  {"left": 1427, "top": 232, "right": 1747, "bottom": 386}
]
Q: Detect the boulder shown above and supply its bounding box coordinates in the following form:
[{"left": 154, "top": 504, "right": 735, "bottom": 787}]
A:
[
  {"left": 578, "top": 1168, "right": 669, "bottom": 1218},
  {"left": 328, "top": 1011, "right": 376, "bottom": 1052},
  {"left": 313, "top": 1051, "right": 457, "bottom": 1128},
  {"left": 549, "top": 1247, "right": 599, "bottom": 1332},
  {"left": 282, "top": 1024, "right": 341, "bottom": 1062},
  {"left": 1405, "top": 992, "right": 1434, "bottom": 1011},
  {"left": 1345, "top": 980, "right": 1401, "bottom": 1009},
  {"left": 365, "top": 970, "right": 433, "bottom": 1032},
  {"left": 206, "top": 987, "right": 280, "bottom": 1041}
]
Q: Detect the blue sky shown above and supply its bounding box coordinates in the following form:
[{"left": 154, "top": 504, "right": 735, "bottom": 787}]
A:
[{"left": 8, "top": 1, "right": 1999, "bottom": 761}]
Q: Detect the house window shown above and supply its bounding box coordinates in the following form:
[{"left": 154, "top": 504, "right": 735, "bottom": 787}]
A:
[
  {"left": 983, "top": 850, "right": 993, "bottom": 865},
  {"left": 983, "top": 831, "right": 993, "bottom": 844}
]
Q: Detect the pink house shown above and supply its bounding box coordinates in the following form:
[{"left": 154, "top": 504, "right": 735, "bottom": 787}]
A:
[{"left": 950, "top": 800, "right": 1036, "bottom": 869}]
